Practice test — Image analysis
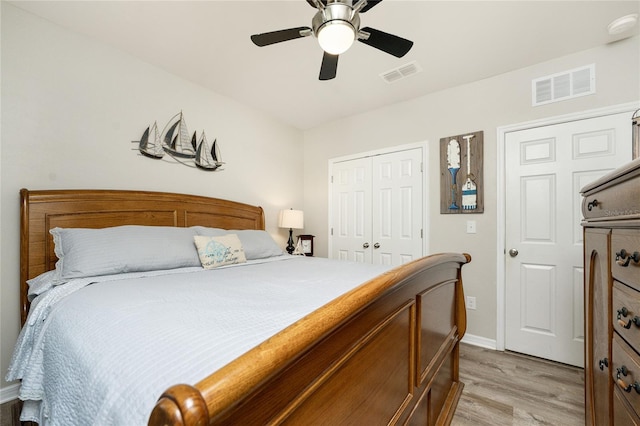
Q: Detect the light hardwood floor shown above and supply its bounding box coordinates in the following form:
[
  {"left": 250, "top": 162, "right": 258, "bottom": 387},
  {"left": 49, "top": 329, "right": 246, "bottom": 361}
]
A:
[
  {"left": 0, "top": 399, "right": 19, "bottom": 426},
  {"left": 452, "top": 343, "right": 585, "bottom": 425}
]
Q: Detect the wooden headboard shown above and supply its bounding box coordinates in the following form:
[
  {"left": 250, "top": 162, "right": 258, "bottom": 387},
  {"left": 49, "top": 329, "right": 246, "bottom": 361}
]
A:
[{"left": 19, "top": 188, "right": 265, "bottom": 325}]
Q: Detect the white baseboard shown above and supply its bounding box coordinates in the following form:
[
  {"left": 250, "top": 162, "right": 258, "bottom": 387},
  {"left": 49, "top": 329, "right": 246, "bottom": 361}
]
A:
[
  {"left": 461, "top": 333, "right": 498, "bottom": 350},
  {"left": 0, "top": 382, "right": 20, "bottom": 404}
]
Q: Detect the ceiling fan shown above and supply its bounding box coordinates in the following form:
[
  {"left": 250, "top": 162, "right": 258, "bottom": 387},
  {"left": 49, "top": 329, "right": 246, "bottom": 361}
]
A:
[{"left": 250, "top": 0, "right": 414, "bottom": 81}]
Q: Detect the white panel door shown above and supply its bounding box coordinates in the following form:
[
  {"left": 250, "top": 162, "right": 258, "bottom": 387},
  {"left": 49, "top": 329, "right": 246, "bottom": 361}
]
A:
[
  {"left": 331, "top": 157, "right": 373, "bottom": 263},
  {"left": 330, "top": 148, "right": 423, "bottom": 266},
  {"left": 371, "top": 149, "right": 423, "bottom": 266},
  {"left": 505, "top": 112, "right": 632, "bottom": 367}
]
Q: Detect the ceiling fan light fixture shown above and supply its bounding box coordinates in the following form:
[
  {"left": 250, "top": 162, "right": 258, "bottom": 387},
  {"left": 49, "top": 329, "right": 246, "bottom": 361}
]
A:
[{"left": 318, "top": 21, "right": 355, "bottom": 54}]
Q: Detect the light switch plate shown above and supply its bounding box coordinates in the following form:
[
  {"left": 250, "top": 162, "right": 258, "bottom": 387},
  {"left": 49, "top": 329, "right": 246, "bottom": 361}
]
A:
[
  {"left": 466, "top": 220, "right": 477, "bottom": 234},
  {"left": 466, "top": 296, "right": 476, "bottom": 310}
]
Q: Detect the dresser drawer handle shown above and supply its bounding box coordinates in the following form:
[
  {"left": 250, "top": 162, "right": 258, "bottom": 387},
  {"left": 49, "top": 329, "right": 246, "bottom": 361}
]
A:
[
  {"left": 618, "top": 316, "right": 640, "bottom": 329},
  {"left": 617, "top": 378, "right": 640, "bottom": 393},
  {"left": 616, "top": 249, "right": 640, "bottom": 267},
  {"left": 599, "top": 358, "right": 609, "bottom": 370},
  {"left": 587, "top": 199, "right": 599, "bottom": 211},
  {"left": 616, "top": 366, "right": 640, "bottom": 393},
  {"left": 617, "top": 307, "right": 630, "bottom": 320},
  {"left": 616, "top": 307, "right": 640, "bottom": 329}
]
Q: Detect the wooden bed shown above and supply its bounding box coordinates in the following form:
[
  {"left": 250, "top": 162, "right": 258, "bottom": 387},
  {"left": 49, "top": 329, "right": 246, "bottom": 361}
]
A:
[{"left": 19, "top": 188, "right": 470, "bottom": 426}]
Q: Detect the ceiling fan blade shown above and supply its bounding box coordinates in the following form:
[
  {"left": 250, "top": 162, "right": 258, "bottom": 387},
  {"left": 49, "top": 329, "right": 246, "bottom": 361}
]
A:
[
  {"left": 360, "top": 0, "right": 383, "bottom": 13},
  {"left": 319, "top": 52, "right": 338, "bottom": 81},
  {"left": 306, "top": 0, "right": 327, "bottom": 8},
  {"left": 250, "top": 27, "right": 311, "bottom": 47},
  {"left": 358, "top": 26, "right": 413, "bottom": 58}
]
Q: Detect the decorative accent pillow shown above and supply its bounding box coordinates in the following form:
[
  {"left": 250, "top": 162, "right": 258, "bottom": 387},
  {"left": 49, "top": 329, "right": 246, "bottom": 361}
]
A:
[
  {"left": 50, "top": 226, "right": 202, "bottom": 281},
  {"left": 194, "top": 228, "right": 283, "bottom": 260},
  {"left": 194, "top": 234, "right": 247, "bottom": 269}
]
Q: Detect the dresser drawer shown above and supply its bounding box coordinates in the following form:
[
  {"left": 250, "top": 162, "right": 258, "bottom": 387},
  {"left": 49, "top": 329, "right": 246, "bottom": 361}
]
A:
[
  {"left": 613, "top": 281, "right": 640, "bottom": 349},
  {"left": 582, "top": 169, "right": 640, "bottom": 221},
  {"left": 612, "top": 229, "right": 640, "bottom": 292},
  {"left": 612, "top": 334, "right": 640, "bottom": 418},
  {"left": 614, "top": 387, "right": 640, "bottom": 426}
]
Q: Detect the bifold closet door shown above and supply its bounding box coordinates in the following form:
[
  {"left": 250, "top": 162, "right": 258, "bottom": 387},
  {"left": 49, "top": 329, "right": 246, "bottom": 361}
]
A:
[
  {"left": 331, "top": 156, "right": 373, "bottom": 263},
  {"left": 331, "top": 148, "right": 423, "bottom": 266},
  {"left": 371, "top": 149, "right": 423, "bottom": 265}
]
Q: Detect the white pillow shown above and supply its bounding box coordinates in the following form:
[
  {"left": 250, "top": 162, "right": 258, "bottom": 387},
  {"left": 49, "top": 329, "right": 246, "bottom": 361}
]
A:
[
  {"left": 194, "top": 234, "right": 247, "bottom": 269},
  {"left": 229, "top": 230, "right": 284, "bottom": 259},
  {"left": 190, "top": 226, "right": 227, "bottom": 237},
  {"left": 50, "top": 226, "right": 201, "bottom": 280},
  {"left": 195, "top": 227, "right": 283, "bottom": 259}
]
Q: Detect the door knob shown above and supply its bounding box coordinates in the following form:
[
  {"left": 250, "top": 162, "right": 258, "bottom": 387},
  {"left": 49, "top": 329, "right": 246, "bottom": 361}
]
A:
[
  {"left": 363, "top": 242, "right": 370, "bottom": 249},
  {"left": 508, "top": 248, "right": 519, "bottom": 257},
  {"left": 374, "top": 243, "right": 380, "bottom": 249}
]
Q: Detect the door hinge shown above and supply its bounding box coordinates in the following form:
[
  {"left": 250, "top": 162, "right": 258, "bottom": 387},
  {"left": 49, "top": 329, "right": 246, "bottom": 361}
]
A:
[
  {"left": 420, "top": 162, "right": 423, "bottom": 173},
  {"left": 421, "top": 229, "right": 423, "bottom": 238},
  {"left": 331, "top": 228, "right": 333, "bottom": 236}
]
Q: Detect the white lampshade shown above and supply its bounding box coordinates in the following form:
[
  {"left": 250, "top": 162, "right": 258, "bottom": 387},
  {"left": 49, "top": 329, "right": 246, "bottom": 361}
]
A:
[
  {"left": 317, "top": 21, "right": 355, "bottom": 55},
  {"left": 279, "top": 209, "right": 304, "bottom": 229}
]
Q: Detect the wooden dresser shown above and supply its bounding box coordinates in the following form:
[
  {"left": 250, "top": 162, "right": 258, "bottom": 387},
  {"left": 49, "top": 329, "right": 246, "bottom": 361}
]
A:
[{"left": 582, "top": 157, "right": 640, "bottom": 425}]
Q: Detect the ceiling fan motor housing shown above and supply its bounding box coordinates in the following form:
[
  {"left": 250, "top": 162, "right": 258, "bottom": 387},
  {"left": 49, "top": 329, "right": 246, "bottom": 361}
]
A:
[{"left": 312, "top": 2, "right": 361, "bottom": 39}]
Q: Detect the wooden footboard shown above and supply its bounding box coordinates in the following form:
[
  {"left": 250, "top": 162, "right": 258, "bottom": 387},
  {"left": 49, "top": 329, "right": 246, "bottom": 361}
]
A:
[{"left": 150, "top": 253, "right": 470, "bottom": 426}]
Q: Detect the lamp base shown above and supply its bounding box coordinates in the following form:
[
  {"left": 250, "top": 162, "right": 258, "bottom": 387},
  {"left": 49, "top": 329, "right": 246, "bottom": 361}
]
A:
[{"left": 286, "top": 228, "right": 295, "bottom": 254}]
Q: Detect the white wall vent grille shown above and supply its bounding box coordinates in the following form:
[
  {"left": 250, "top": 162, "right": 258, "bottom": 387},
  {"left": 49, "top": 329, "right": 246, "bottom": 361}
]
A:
[
  {"left": 380, "top": 61, "right": 422, "bottom": 84},
  {"left": 532, "top": 64, "right": 595, "bottom": 106}
]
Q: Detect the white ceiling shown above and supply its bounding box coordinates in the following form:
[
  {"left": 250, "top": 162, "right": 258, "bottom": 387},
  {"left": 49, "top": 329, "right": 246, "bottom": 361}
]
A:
[{"left": 8, "top": 0, "right": 640, "bottom": 130}]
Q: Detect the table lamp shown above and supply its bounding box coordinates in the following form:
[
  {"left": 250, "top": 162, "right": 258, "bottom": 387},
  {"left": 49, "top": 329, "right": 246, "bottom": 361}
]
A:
[{"left": 278, "top": 209, "right": 304, "bottom": 254}]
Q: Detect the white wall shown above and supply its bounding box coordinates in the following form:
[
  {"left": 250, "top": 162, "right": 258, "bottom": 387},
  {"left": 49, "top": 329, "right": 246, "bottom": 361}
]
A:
[
  {"left": 303, "top": 36, "right": 640, "bottom": 344},
  {"left": 0, "top": 3, "right": 304, "bottom": 394}
]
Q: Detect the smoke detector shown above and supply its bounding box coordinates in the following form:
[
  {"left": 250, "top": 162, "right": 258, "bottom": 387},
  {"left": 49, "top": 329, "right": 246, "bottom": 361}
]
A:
[{"left": 608, "top": 14, "right": 638, "bottom": 35}]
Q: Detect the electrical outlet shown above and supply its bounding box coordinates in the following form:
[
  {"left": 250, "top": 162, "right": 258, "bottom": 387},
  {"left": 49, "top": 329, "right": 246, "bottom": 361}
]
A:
[{"left": 466, "top": 296, "right": 476, "bottom": 310}]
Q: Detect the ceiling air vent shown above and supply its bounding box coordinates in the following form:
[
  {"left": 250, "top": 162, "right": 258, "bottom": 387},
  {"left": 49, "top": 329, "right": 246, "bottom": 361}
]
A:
[
  {"left": 532, "top": 64, "right": 595, "bottom": 106},
  {"left": 380, "top": 61, "right": 422, "bottom": 84}
]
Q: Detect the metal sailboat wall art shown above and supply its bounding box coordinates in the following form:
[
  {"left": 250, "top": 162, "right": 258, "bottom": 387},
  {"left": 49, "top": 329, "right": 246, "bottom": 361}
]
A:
[
  {"left": 133, "top": 111, "right": 224, "bottom": 171},
  {"left": 138, "top": 121, "right": 164, "bottom": 159},
  {"left": 194, "top": 132, "right": 221, "bottom": 170}
]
